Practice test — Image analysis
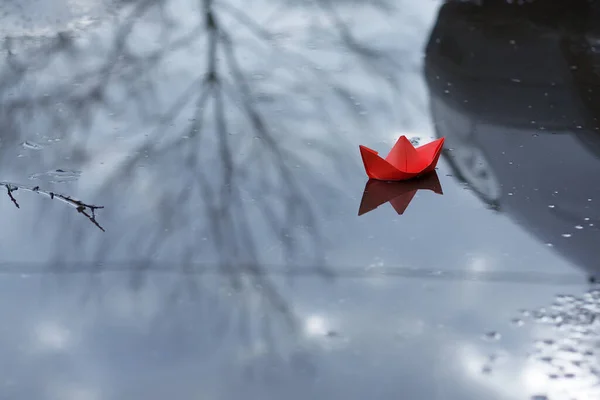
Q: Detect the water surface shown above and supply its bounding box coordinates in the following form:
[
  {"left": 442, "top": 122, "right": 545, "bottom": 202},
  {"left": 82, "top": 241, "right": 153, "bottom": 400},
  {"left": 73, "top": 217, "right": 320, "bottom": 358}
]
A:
[{"left": 1, "top": 1, "right": 599, "bottom": 399}]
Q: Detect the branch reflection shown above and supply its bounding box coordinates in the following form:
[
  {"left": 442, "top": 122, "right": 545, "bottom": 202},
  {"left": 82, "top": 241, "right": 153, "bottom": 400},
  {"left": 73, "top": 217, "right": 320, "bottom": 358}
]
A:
[{"left": 0, "top": 0, "right": 411, "bottom": 379}]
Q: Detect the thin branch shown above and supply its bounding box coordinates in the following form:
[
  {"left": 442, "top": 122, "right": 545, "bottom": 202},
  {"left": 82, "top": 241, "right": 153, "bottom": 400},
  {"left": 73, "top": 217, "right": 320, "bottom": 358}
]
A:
[
  {"left": 0, "top": 182, "right": 105, "bottom": 231},
  {"left": 5, "top": 185, "right": 19, "bottom": 209}
]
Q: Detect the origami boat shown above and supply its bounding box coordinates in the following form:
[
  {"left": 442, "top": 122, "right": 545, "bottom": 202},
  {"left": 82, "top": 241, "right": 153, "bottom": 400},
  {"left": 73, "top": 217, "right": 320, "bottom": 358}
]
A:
[{"left": 359, "top": 136, "right": 445, "bottom": 181}]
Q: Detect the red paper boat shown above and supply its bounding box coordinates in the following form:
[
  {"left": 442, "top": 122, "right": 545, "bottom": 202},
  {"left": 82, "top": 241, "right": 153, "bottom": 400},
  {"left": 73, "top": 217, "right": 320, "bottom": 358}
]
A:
[
  {"left": 359, "top": 136, "right": 445, "bottom": 181},
  {"left": 358, "top": 171, "right": 443, "bottom": 216}
]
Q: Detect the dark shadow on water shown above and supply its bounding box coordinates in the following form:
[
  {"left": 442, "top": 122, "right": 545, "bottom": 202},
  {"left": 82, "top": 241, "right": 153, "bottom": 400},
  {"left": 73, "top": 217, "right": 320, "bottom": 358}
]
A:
[
  {"left": 425, "top": 3, "right": 600, "bottom": 396},
  {"left": 425, "top": 0, "right": 600, "bottom": 279}
]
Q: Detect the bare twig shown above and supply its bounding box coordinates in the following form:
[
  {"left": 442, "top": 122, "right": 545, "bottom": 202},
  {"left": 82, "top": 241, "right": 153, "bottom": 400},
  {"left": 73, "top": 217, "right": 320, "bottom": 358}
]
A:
[
  {"left": 5, "top": 185, "right": 19, "bottom": 209},
  {"left": 0, "top": 182, "right": 105, "bottom": 231}
]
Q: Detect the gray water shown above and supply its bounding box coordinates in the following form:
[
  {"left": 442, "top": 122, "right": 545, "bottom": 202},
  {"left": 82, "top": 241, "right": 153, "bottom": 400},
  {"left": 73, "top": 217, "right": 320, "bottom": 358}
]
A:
[{"left": 0, "top": 1, "right": 599, "bottom": 399}]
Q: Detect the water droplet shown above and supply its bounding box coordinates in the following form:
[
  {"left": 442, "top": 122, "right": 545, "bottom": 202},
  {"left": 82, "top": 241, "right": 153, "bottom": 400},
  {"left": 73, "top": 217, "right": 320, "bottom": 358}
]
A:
[
  {"left": 546, "top": 243, "right": 554, "bottom": 247},
  {"left": 555, "top": 294, "right": 576, "bottom": 303},
  {"left": 561, "top": 233, "right": 572, "bottom": 238},
  {"left": 585, "top": 217, "right": 591, "bottom": 221},
  {"left": 511, "top": 318, "right": 524, "bottom": 326},
  {"left": 572, "top": 360, "right": 584, "bottom": 368},
  {"left": 575, "top": 225, "right": 584, "bottom": 230},
  {"left": 548, "top": 205, "right": 555, "bottom": 208},
  {"left": 409, "top": 137, "right": 421, "bottom": 146},
  {"left": 482, "top": 331, "right": 501, "bottom": 341}
]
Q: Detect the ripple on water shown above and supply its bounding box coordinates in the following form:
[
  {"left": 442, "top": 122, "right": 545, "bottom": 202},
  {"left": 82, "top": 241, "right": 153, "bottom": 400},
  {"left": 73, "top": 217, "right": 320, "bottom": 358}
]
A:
[
  {"left": 29, "top": 169, "right": 81, "bottom": 183},
  {"left": 482, "top": 289, "right": 600, "bottom": 398},
  {"left": 525, "top": 289, "right": 600, "bottom": 397},
  {"left": 21, "top": 141, "right": 44, "bottom": 150}
]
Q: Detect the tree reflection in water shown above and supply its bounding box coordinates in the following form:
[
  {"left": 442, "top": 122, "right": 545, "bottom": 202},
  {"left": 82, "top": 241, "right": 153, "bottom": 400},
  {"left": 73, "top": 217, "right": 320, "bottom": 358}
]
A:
[{"left": 0, "top": 0, "right": 423, "bottom": 380}]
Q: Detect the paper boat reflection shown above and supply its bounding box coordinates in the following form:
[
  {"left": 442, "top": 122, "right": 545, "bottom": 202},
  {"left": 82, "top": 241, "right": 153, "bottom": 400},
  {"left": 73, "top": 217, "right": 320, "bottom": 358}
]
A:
[{"left": 358, "top": 171, "right": 443, "bottom": 216}]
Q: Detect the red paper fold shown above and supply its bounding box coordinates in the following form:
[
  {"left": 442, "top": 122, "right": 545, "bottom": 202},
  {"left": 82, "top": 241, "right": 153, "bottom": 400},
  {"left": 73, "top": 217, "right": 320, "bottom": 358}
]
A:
[{"left": 359, "top": 136, "right": 445, "bottom": 181}]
